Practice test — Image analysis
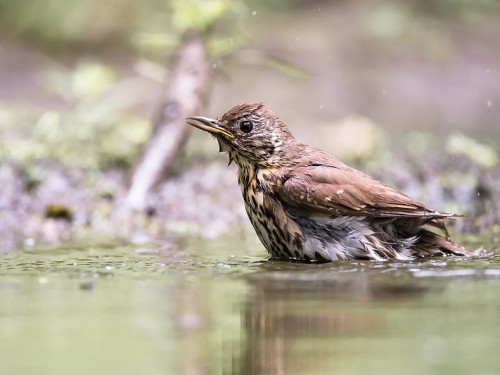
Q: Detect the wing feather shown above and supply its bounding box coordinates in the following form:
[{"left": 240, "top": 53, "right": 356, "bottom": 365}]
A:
[{"left": 278, "top": 162, "right": 450, "bottom": 218}]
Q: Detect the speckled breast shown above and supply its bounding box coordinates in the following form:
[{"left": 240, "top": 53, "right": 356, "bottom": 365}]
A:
[{"left": 238, "top": 165, "right": 304, "bottom": 260}]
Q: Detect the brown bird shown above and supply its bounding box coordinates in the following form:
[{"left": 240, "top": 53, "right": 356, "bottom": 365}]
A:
[{"left": 186, "top": 103, "right": 472, "bottom": 262}]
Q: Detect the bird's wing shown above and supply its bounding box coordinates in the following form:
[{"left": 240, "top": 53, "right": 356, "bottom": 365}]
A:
[{"left": 277, "top": 161, "right": 447, "bottom": 218}]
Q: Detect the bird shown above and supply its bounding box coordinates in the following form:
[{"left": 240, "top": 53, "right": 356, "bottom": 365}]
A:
[{"left": 186, "top": 103, "right": 472, "bottom": 262}]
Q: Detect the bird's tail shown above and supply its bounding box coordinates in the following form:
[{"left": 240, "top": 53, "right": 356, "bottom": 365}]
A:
[{"left": 417, "top": 230, "right": 474, "bottom": 257}]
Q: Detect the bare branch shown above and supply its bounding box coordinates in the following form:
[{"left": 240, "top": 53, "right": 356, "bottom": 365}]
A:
[{"left": 124, "top": 34, "right": 210, "bottom": 211}]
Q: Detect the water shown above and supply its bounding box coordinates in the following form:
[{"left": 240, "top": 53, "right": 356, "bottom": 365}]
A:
[{"left": 0, "top": 239, "right": 499, "bottom": 375}]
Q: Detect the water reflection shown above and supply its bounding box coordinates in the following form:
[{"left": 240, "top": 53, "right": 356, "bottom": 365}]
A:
[
  {"left": 0, "top": 247, "right": 499, "bottom": 375},
  {"left": 236, "top": 263, "right": 433, "bottom": 375}
]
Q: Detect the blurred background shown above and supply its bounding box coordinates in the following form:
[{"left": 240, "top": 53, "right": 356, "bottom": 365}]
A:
[
  {"left": 1, "top": 3, "right": 500, "bottom": 375},
  {"left": 0, "top": 0, "right": 499, "bottom": 249}
]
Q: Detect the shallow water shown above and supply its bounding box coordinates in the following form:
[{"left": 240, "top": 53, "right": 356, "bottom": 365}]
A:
[{"left": 1, "top": 238, "right": 499, "bottom": 375}]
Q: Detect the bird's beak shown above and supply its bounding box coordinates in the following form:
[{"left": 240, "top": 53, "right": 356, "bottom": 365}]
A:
[{"left": 186, "top": 116, "right": 234, "bottom": 139}]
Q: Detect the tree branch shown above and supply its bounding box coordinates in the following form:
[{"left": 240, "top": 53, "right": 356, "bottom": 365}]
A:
[{"left": 124, "top": 34, "right": 210, "bottom": 210}]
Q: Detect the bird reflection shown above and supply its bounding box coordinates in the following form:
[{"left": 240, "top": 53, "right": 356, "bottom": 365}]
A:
[{"left": 233, "top": 262, "right": 429, "bottom": 375}]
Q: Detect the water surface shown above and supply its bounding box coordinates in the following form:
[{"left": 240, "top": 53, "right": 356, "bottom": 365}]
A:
[{"left": 0, "top": 239, "right": 499, "bottom": 375}]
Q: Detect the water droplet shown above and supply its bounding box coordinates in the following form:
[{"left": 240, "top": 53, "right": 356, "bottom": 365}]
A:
[
  {"left": 212, "top": 63, "right": 217, "bottom": 69},
  {"left": 319, "top": 104, "right": 324, "bottom": 110},
  {"left": 252, "top": 10, "right": 257, "bottom": 16},
  {"left": 487, "top": 100, "right": 492, "bottom": 107}
]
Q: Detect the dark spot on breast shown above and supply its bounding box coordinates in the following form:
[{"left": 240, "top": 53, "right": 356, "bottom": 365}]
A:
[
  {"left": 271, "top": 243, "right": 281, "bottom": 257},
  {"left": 251, "top": 195, "right": 258, "bottom": 208},
  {"left": 258, "top": 217, "right": 268, "bottom": 229},
  {"left": 292, "top": 235, "right": 303, "bottom": 249},
  {"left": 256, "top": 180, "right": 263, "bottom": 192},
  {"left": 271, "top": 216, "right": 282, "bottom": 231},
  {"left": 243, "top": 194, "right": 250, "bottom": 206},
  {"left": 281, "top": 245, "right": 292, "bottom": 258}
]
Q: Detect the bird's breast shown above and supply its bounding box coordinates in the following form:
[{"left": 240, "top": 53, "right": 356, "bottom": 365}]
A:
[{"left": 237, "top": 163, "right": 304, "bottom": 260}]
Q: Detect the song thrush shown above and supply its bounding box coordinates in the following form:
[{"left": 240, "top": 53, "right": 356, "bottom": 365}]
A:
[{"left": 186, "top": 103, "right": 472, "bottom": 262}]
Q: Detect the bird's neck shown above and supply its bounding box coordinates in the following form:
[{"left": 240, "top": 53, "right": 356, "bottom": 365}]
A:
[
  {"left": 228, "top": 141, "right": 306, "bottom": 171},
  {"left": 232, "top": 153, "right": 258, "bottom": 191},
  {"left": 233, "top": 152, "right": 286, "bottom": 200}
]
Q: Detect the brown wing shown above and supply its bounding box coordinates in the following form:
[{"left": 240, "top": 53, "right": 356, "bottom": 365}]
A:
[{"left": 277, "top": 161, "right": 449, "bottom": 218}]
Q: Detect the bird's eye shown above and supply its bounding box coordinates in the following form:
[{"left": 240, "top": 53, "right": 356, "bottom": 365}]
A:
[{"left": 240, "top": 120, "right": 253, "bottom": 133}]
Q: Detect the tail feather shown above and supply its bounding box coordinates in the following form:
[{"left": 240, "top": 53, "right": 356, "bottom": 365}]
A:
[
  {"left": 369, "top": 215, "right": 473, "bottom": 259},
  {"left": 417, "top": 230, "right": 473, "bottom": 257}
]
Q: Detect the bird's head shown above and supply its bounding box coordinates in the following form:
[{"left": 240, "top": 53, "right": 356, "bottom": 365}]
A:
[{"left": 186, "top": 103, "right": 297, "bottom": 167}]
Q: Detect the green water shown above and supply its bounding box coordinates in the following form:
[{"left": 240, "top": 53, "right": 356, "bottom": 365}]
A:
[{"left": 0, "top": 239, "right": 499, "bottom": 375}]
